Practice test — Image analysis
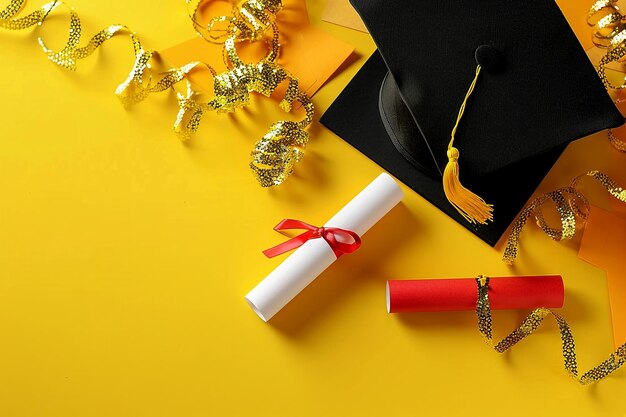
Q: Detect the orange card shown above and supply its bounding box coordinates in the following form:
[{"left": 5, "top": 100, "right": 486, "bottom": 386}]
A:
[
  {"left": 554, "top": 0, "right": 595, "bottom": 51},
  {"left": 160, "top": 0, "right": 354, "bottom": 101},
  {"left": 321, "top": 0, "right": 368, "bottom": 33},
  {"left": 578, "top": 206, "right": 626, "bottom": 349},
  {"left": 556, "top": 0, "right": 621, "bottom": 70}
]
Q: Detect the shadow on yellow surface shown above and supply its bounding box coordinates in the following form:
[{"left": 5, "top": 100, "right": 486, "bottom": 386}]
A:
[{"left": 269, "top": 203, "right": 420, "bottom": 336}]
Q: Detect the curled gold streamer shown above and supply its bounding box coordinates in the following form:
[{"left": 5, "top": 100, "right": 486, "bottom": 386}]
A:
[
  {"left": 0, "top": 0, "right": 55, "bottom": 29},
  {"left": 503, "top": 171, "right": 626, "bottom": 264},
  {"left": 476, "top": 276, "right": 626, "bottom": 384},
  {"left": 185, "top": 0, "right": 314, "bottom": 186},
  {"left": 588, "top": 0, "right": 626, "bottom": 49},
  {"left": 1, "top": 0, "right": 314, "bottom": 187},
  {"left": 588, "top": 0, "right": 626, "bottom": 152},
  {"left": 189, "top": 0, "right": 281, "bottom": 44},
  {"left": 0, "top": 0, "right": 184, "bottom": 112},
  {"left": 608, "top": 126, "right": 626, "bottom": 151},
  {"left": 0, "top": 0, "right": 156, "bottom": 98}
]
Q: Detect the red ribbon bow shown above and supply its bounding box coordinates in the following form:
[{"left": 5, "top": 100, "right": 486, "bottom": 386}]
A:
[{"left": 263, "top": 219, "right": 362, "bottom": 259}]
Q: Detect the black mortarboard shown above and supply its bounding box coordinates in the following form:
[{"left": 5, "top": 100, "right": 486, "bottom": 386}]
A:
[{"left": 320, "top": 0, "right": 624, "bottom": 246}]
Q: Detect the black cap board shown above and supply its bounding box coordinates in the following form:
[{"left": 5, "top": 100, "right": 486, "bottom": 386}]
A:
[{"left": 320, "top": 0, "right": 624, "bottom": 246}]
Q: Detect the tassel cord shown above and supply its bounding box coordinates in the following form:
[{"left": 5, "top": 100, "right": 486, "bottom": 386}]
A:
[{"left": 442, "top": 64, "right": 494, "bottom": 225}]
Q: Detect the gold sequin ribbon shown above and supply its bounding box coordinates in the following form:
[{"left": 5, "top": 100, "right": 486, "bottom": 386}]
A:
[
  {"left": 503, "top": 171, "right": 626, "bottom": 264},
  {"left": 476, "top": 276, "right": 626, "bottom": 384},
  {"left": 0, "top": 0, "right": 314, "bottom": 187},
  {"left": 588, "top": 0, "right": 626, "bottom": 152}
]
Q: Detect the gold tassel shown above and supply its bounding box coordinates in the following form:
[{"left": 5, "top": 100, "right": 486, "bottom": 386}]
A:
[{"left": 442, "top": 65, "right": 494, "bottom": 225}]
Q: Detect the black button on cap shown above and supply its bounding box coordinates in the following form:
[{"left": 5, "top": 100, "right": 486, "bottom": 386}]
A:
[{"left": 475, "top": 45, "right": 502, "bottom": 71}]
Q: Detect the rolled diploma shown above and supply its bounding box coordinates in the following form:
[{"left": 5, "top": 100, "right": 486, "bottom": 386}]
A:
[
  {"left": 386, "top": 275, "right": 564, "bottom": 313},
  {"left": 246, "top": 173, "right": 403, "bottom": 321}
]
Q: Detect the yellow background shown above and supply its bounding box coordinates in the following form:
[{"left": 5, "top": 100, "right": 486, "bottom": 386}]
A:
[{"left": 1, "top": 1, "right": 625, "bottom": 416}]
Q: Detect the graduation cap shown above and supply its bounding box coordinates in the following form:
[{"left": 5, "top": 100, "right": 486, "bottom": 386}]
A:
[{"left": 320, "top": 0, "right": 624, "bottom": 246}]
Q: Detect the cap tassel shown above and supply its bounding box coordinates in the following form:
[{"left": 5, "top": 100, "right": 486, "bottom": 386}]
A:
[{"left": 442, "top": 65, "right": 493, "bottom": 225}]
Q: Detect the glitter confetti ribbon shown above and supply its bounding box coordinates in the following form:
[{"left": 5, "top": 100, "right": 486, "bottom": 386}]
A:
[
  {"left": 1, "top": 0, "right": 314, "bottom": 187},
  {"left": 182, "top": 0, "right": 315, "bottom": 186},
  {"left": 475, "top": 275, "right": 626, "bottom": 384},
  {"left": 588, "top": 0, "right": 626, "bottom": 151},
  {"left": 189, "top": 0, "right": 282, "bottom": 44},
  {"left": 183, "top": 0, "right": 315, "bottom": 186},
  {"left": 503, "top": 171, "right": 626, "bottom": 264},
  {"left": 0, "top": 0, "right": 165, "bottom": 104}
]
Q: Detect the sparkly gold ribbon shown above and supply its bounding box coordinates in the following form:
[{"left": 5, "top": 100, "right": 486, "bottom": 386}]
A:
[
  {"left": 503, "top": 171, "right": 626, "bottom": 264},
  {"left": 588, "top": 0, "right": 626, "bottom": 152},
  {"left": 183, "top": 0, "right": 315, "bottom": 187},
  {"left": 0, "top": 0, "right": 165, "bottom": 104},
  {"left": 1, "top": 0, "right": 314, "bottom": 187},
  {"left": 189, "top": 0, "right": 282, "bottom": 45},
  {"left": 588, "top": 0, "right": 626, "bottom": 91},
  {"left": 476, "top": 276, "right": 626, "bottom": 384}
]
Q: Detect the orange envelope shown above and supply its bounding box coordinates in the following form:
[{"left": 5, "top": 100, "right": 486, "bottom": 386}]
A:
[
  {"left": 578, "top": 206, "right": 626, "bottom": 349},
  {"left": 321, "top": 0, "right": 368, "bottom": 33},
  {"left": 160, "top": 0, "right": 354, "bottom": 101}
]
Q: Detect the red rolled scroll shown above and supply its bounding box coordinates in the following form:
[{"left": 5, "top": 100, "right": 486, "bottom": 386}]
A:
[{"left": 387, "top": 275, "right": 564, "bottom": 313}]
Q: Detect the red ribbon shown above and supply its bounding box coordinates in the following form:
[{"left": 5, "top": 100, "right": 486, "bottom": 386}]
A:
[{"left": 263, "top": 219, "right": 362, "bottom": 259}]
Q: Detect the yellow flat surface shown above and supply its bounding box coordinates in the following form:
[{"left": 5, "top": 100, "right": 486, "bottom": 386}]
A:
[{"left": 1, "top": 1, "right": 625, "bottom": 416}]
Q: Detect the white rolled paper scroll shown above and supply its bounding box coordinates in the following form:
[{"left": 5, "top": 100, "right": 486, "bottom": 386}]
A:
[{"left": 245, "top": 172, "right": 404, "bottom": 321}]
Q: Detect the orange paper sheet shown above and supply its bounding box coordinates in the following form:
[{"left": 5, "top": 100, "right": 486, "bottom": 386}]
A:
[
  {"left": 556, "top": 0, "right": 626, "bottom": 151},
  {"left": 321, "top": 0, "right": 368, "bottom": 33},
  {"left": 556, "top": 0, "right": 621, "bottom": 70},
  {"left": 555, "top": 0, "right": 595, "bottom": 51},
  {"left": 160, "top": 0, "right": 354, "bottom": 101},
  {"left": 578, "top": 206, "right": 626, "bottom": 349}
]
